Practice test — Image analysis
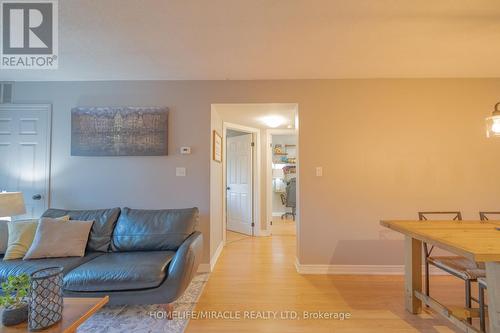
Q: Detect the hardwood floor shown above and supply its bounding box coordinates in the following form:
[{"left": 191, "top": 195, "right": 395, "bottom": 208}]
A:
[
  {"left": 271, "top": 216, "right": 296, "bottom": 236},
  {"left": 225, "top": 230, "right": 251, "bottom": 243},
  {"left": 187, "top": 232, "right": 468, "bottom": 332}
]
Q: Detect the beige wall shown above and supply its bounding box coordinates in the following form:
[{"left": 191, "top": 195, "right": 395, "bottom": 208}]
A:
[
  {"left": 13, "top": 79, "right": 500, "bottom": 266},
  {"left": 298, "top": 79, "right": 500, "bottom": 265}
]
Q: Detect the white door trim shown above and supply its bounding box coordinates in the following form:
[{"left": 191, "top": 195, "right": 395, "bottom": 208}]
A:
[
  {"left": 222, "top": 122, "right": 261, "bottom": 243},
  {"left": 0, "top": 104, "right": 52, "bottom": 212}
]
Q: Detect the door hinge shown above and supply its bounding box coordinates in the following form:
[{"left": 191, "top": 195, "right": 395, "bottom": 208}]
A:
[
  {"left": 251, "top": 142, "right": 255, "bottom": 147},
  {"left": 0, "top": 82, "right": 14, "bottom": 104},
  {"left": 251, "top": 222, "right": 255, "bottom": 227},
  {"left": 270, "top": 221, "right": 273, "bottom": 226}
]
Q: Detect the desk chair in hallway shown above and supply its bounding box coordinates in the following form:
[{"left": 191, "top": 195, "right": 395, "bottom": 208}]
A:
[{"left": 280, "top": 178, "right": 296, "bottom": 221}]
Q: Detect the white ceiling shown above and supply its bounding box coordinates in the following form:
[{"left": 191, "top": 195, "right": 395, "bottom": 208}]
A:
[
  {"left": 3, "top": 0, "right": 500, "bottom": 81},
  {"left": 214, "top": 103, "right": 297, "bottom": 129}
]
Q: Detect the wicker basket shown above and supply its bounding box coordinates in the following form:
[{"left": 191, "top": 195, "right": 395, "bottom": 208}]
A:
[{"left": 28, "top": 267, "right": 64, "bottom": 331}]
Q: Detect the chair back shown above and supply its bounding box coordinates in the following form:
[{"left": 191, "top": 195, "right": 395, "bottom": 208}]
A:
[
  {"left": 285, "top": 178, "right": 296, "bottom": 208},
  {"left": 418, "top": 211, "right": 462, "bottom": 258},
  {"left": 479, "top": 211, "right": 500, "bottom": 221},
  {"left": 418, "top": 211, "right": 462, "bottom": 221},
  {"left": 280, "top": 193, "right": 287, "bottom": 206}
]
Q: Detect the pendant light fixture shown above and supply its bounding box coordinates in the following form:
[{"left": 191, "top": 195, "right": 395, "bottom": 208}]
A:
[{"left": 486, "top": 102, "right": 500, "bottom": 137}]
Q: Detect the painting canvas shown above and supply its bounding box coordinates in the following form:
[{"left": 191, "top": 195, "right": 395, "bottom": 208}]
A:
[{"left": 71, "top": 107, "right": 169, "bottom": 156}]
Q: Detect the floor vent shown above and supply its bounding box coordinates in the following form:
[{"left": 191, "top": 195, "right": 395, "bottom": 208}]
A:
[{"left": 0, "top": 82, "right": 14, "bottom": 104}]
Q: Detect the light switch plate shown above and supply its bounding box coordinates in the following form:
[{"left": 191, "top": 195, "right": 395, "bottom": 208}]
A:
[
  {"left": 316, "top": 167, "right": 323, "bottom": 177},
  {"left": 180, "top": 147, "right": 191, "bottom": 154},
  {"left": 176, "top": 167, "right": 186, "bottom": 177}
]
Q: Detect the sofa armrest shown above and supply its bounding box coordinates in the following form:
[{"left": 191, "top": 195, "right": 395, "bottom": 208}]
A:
[{"left": 166, "top": 231, "right": 203, "bottom": 301}]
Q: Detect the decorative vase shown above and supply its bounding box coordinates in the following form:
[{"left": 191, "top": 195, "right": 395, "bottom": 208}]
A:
[
  {"left": 29, "top": 267, "right": 64, "bottom": 331},
  {"left": 1, "top": 303, "right": 28, "bottom": 326}
]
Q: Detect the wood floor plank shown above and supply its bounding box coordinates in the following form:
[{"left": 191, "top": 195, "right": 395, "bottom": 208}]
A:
[{"left": 187, "top": 232, "right": 465, "bottom": 332}]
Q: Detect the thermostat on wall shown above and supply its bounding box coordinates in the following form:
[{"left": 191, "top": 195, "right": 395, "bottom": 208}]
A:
[{"left": 180, "top": 147, "right": 192, "bottom": 155}]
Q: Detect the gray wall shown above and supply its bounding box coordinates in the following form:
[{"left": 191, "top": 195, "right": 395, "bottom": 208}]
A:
[{"left": 14, "top": 81, "right": 212, "bottom": 262}]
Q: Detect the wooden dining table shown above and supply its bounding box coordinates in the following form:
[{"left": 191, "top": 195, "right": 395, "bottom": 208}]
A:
[{"left": 380, "top": 220, "right": 500, "bottom": 333}]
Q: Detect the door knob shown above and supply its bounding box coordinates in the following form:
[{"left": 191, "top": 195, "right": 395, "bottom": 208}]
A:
[
  {"left": 226, "top": 187, "right": 231, "bottom": 190},
  {"left": 32, "top": 194, "right": 42, "bottom": 200}
]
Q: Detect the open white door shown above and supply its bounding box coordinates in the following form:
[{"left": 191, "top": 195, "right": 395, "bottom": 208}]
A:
[
  {"left": 0, "top": 105, "right": 51, "bottom": 219},
  {"left": 226, "top": 133, "right": 253, "bottom": 235}
]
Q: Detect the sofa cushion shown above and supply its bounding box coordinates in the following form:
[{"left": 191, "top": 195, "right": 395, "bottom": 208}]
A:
[
  {"left": 111, "top": 207, "right": 198, "bottom": 252},
  {"left": 42, "top": 208, "right": 120, "bottom": 252},
  {"left": 63, "top": 251, "right": 175, "bottom": 292},
  {"left": 0, "top": 253, "right": 102, "bottom": 285}
]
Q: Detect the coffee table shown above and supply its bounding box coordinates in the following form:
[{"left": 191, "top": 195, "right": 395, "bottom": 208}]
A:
[{"left": 0, "top": 297, "right": 109, "bottom": 333}]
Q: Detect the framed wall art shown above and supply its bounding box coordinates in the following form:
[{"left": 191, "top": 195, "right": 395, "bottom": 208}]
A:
[
  {"left": 213, "top": 130, "right": 222, "bottom": 163},
  {"left": 71, "top": 106, "right": 169, "bottom": 156}
]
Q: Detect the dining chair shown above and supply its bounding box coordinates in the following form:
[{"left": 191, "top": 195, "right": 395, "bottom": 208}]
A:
[
  {"left": 478, "top": 277, "right": 487, "bottom": 332},
  {"left": 418, "top": 211, "right": 485, "bottom": 323},
  {"left": 477, "top": 212, "right": 499, "bottom": 332},
  {"left": 479, "top": 211, "right": 500, "bottom": 221}
]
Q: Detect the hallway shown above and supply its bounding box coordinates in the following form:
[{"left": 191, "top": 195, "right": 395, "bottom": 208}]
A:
[
  {"left": 271, "top": 216, "right": 296, "bottom": 236},
  {"left": 186, "top": 233, "right": 465, "bottom": 332}
]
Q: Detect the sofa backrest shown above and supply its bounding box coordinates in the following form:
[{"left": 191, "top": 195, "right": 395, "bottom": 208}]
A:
[
  {"left": 111, "top": 207, "right": 199, "bottom": 252},
  {"left": 41, "top": 208, "right": 121, "bottom": 252}
]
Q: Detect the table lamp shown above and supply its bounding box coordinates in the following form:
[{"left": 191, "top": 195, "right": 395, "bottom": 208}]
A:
[{"left": 0, "top": 192, "right": 26, "bottom": 221}]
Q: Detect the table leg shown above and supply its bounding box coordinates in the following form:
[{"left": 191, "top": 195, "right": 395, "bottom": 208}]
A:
[
  {"left": 405, "top": 236, "right": 422, "bottom": 314},
  {"left": 486, "top": 262, "right": 500, "bottom": 333}
]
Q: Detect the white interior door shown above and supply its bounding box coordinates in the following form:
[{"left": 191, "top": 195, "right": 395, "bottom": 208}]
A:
[
  {"left": 0, "top": 105, "right": 51, "bottom": 219},
  {"left": 226, "top": 133, "right": 253, "bottom": 235}
]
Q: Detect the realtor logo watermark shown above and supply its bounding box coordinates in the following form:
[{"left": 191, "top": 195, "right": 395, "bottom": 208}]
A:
[{"left": 1, "top": 0, "right": 58, "bottom": 69}]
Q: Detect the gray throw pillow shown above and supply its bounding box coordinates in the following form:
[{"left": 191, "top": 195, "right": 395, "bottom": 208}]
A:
[
  {"left": 23, "top": 218, "right": 94, "bottom": 260},
  {"left": 0, "top": 220, "right": 8, "bottom": 254},
  {"left": 42, "top": 208, "right": 120, "bottom": 252}
]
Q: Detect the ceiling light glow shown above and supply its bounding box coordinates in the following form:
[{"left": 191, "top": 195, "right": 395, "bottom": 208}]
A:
[{"left": 261, "top": 116, "right": 286, "bottom": 128}]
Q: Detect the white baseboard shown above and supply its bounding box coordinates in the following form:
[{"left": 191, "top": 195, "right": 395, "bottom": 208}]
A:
[
  {"left": 254, "top": 228, "right": 271, "bottom": 236},
  {"left": 210, "top": 241, "right": 224, "bottom": 271},
  {"left": 197, "top": 263, "right": 211, "bottom": 273},
  {"left": 272, "top": 212, "right": 285, "bottom": 217},
  {"left": 198, "top": 241, "right": 225, "bottom": 273},
  {"left": 295, "top": 258, "right": 449, "bottom": 275},
  {"left": 259, "top": 230, "right": 271, "bottom": 236}
]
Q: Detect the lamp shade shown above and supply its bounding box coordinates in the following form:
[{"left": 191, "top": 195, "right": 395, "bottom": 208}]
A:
[
  {"left": 486, "top": 102, "right": 500, "bottom": 138},
  {"left": 0, "top": 192, "right": 26, "bottom": 217}
]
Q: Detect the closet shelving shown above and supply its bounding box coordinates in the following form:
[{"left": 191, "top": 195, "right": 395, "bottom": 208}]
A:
[{"left": 272, "top": 144, "right": 296, "bottom": 193}]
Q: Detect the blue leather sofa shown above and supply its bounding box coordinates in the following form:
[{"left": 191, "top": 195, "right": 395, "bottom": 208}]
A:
[{"left": 0, "top": 207, "right": 203, "bottom": 305}]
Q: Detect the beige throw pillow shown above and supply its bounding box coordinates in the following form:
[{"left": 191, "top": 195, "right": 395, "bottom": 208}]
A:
[
  {"left": 3, "top": 221, "right": 38, "bottom": 260},
  {"left": 1, "top": 216, "right": 70, "bottom": 258},
  {"left": 24, "top": 218, "right": 93, "bottom": 260},
  {"left": 55, "top": 215, "right": 71, "bottom": 222}
]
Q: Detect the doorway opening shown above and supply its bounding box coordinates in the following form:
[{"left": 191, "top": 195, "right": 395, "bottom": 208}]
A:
[
  {"left": 210, "top": 103, "right": 299, "bottom": 255},
  {"left": 267, "top": 130, "right": 297, "bottom": 236}
]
